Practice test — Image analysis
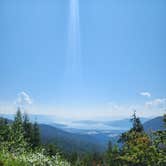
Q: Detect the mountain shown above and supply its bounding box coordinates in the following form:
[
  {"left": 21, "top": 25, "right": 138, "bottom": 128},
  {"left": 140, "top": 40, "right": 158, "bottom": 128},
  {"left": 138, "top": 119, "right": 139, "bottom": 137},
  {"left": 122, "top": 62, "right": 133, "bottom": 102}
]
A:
[
  {"left": 72, "top": 118, "right": 149, "bottom": 131},
  {"left": 143, "top": 116, "right": 165, "bottom": 132},
  {"left": 0, "top": 114, "right": 58, "bottom": 124},
  {"left": 39, "top": 124, "right": 110, "bottom": 154},
  {"left": 0, "top": 116, "right": 110, "bottom": 153},
  {"left": 0, "top": 114, "right": 150, "bottom": 131}
]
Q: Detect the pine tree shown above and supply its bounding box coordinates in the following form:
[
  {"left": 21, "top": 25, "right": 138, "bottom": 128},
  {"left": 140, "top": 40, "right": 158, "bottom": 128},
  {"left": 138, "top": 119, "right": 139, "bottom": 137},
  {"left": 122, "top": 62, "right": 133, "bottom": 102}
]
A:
[
  {"left": 0, "top": 118, "right": 10, "bottom": 142},
  {"left": 164, "top": 114, "right": 166, "bottom": 127},
  {"left": 118, "top": 112, "right": 162, "bottom": 165},
  {"left": 32, "top": 121, "right": 41, "bottom": 148},
  {"left": 131, "top": 111, "right": 144, "bottom": 133},
  {"left": 10, "top": 108, "right": 26, "bottom": 152},
  {"left": 107, "top": 141, "right": 113, "bottom": 152},
  {"left": 153, "top": 114, "right": 166, "bottom": 154},
  {"left": 105, "top": 141, "right": 120, "bottom": 166},
  {"left": 45, "top": 143, "right": 59, "bottom": 156},
  {"left": 23, "top": 113, "right": 33, "bottom": 146},
  {"left": 119, "top": 111, "right": 144, "bottom": 144}
]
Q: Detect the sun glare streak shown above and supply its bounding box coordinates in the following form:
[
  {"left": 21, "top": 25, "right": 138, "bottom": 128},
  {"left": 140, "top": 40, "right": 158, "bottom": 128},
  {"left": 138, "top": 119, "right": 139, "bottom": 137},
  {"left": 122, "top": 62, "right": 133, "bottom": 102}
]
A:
[{"left": 65, "top": 0, "right": 82, "bottom": 85}]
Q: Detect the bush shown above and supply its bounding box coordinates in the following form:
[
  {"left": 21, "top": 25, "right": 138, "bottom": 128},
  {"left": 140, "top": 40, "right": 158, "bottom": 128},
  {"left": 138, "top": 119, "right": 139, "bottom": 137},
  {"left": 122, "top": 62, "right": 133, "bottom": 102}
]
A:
[{"left": 0, "top": 149, "right": 70, "bottom": 166}]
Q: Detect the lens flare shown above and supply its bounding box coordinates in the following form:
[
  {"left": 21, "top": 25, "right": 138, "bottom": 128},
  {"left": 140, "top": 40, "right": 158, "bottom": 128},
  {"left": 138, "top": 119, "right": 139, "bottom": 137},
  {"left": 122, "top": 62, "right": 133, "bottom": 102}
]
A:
[{"left": 65, "top": 0, "right": 82, "bottom": 92}]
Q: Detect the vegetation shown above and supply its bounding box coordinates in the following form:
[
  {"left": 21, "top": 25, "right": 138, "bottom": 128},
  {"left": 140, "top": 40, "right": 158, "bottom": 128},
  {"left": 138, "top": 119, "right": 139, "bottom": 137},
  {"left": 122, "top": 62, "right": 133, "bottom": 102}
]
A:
[
  {"left": 0, "top": 108, "right": 70, "bottom": 166},
  {"left": 66, "top": 112, "right": 166, "bottom": 166},
  {"left": 0, "top": 109, "right": 166, "bottom": 165}
]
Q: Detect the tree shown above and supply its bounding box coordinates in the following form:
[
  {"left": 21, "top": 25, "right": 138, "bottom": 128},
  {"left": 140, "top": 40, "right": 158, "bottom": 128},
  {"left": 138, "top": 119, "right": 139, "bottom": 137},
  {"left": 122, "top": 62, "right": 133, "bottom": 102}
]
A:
[
  {"left": 45, "top": 143, "right": 60, "bottom": 156},
  {"left": 23, "top": 113, "right": 33, "bottom": 146},
  {"left": 119, "top": 111, "right": 144, "bottom": 143},
  {"left": 107, "top": 141, "right": 113, "bottom": 152},
  {"left": 68, "top": 152, "right": 79, "bottom": 165},
  {"left": 105, "top": 141, "right": 120, "bottom": 166},
  {"left": 0, "top": 118, "right": 10, "bottom": 142},
  {"left": 118, "top": 113, "right": 166, "bottom": 166},
  {"left": 152, "top": 114, "right": 166, "bottom": 165},
  {"left": 153, "top": 114, "right": 166, "bottom": 147},
  {"left": 32, "top": 121, "right": 41, "bottom": 148},
  {"left": 10, "top": 108, "right": 27, "bottom": 152},
  {"left": 119, "top": 131, "right": 160, "bottom": 166},
  {"left": 164, "top": 114, "right": 166, "bottom": 127},
  {"left": 131, "top": 111, "right": 144, "bottom": 133}
]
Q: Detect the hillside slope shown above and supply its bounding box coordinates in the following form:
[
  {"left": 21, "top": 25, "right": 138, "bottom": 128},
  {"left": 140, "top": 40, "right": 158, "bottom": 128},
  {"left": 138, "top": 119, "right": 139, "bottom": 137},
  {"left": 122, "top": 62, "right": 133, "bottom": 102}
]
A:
[
  {"left": 39, "top": 124, "right": 109, "bottom": 154},
  {"left": 143, "top": 116, "right": 165, "bottom": 132}
]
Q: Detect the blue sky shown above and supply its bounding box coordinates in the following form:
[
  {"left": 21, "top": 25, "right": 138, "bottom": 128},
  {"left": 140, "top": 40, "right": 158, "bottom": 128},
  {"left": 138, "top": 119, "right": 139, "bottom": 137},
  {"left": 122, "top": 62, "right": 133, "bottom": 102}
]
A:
[{"left": 0, "top": 0, "right": 166, "bottom": 120}]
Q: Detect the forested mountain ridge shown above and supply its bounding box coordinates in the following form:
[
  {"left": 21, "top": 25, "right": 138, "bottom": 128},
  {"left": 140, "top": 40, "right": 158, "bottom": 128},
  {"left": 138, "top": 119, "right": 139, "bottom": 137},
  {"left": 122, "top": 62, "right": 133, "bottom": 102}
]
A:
[{"left": 143, "top": 116, "right": 165, "bottom": 132}]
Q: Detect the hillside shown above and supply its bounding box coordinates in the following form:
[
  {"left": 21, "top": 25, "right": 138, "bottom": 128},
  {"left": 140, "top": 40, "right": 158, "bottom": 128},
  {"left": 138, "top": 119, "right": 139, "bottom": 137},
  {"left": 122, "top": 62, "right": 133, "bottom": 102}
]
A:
[
  {"left": 39, "top": 124, "right": 109, "bottom": 154},
  {"left": 143, "top": 116, "right": 165, "bottom": 132}
]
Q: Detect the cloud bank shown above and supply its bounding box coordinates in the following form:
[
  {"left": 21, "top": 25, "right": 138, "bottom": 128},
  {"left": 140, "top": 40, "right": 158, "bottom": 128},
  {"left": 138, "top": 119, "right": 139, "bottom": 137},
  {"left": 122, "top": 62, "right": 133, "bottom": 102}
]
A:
[{"left": 0, "top": 92, "right": 166, "bottom": 121}]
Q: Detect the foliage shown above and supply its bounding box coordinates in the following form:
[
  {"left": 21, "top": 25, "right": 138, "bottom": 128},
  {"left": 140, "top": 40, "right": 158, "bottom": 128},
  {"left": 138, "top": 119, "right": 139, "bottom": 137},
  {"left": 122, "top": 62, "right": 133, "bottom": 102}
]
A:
[
  {"left": 23, "top": 114, "right": 33, "bottom": 146},
  {"left": 116, "top": 113, "right": 166, "bottom": 166},
  {"left": 131, "top": 111, "right": 144, "bottom": 133},
  {"left": 0, "top": 118, "right": 10, "bottom": 142},
  {"left": 32, "top": 121, "right": 41, "bottom": 148},
  {"left": 0, "top": 149, "right": 70, "bottom": 166},
  {"left": 104, "top": 141, "right": 120, "bottom": 166},
  {"left": 0, "top": 109, "right": 70, "bottom": 166},
  {"left": 9, "top": 108, "right": 27, "bottom": 153}
]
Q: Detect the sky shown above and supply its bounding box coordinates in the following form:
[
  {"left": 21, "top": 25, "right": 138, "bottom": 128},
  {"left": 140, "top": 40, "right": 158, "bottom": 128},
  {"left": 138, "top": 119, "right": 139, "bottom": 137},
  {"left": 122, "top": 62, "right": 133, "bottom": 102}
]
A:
[{"left": 0, "top": 0, "right": 166, "bottom": 120}]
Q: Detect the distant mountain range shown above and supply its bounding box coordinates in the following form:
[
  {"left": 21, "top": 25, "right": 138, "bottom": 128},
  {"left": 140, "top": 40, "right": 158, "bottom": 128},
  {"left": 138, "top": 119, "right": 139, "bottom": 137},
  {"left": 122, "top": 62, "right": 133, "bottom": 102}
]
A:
[
  {"left": 0, "top": 113, "right": 149, "bottom": 132},
  {"left": 0, "top": 114, "right": 58, "bottom": 124},
  {"left": 70, "top": 118, "right": 149, "bottom": 131},
  {"left": 1, "top": 114, "right": 165, "bottom": 153},
  {"left": 0, "top": 114, "right": 149, "bottom": 129}
]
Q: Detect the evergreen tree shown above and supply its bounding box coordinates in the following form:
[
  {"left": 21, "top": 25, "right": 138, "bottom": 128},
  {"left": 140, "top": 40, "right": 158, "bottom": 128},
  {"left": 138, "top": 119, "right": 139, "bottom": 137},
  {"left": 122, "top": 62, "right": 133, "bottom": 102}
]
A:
[
  {"left": 119, "top": 111, "right": 144, "bottom": 143},
  {"left": 119, "top": 131, "right": 161, "bottom": 166},
  {"left": 45, "top": 143, "right": 59, "bottom": 156},
  {"left": 10, "top": 108, "right": 26, "bottom": 152},
  {"left": 117, "top": 112, "right": 166, "bottom": 166},
  {"left": 153, "top": 114, "right": 166, "bottom": 158},
  {"left": 0, "top": 118, "right": 10, "bottom": 143},
  {"left": 32, "top": 121, "right": 41, "bottom": 148},
  {"left": 107, "top": 141, "right": 113, "bottom": 152},
  {"left": 131, "top": 111, "right": 144, "bottom": 133},
  {"left": 164, "top": 114, "right": 166, "bottom": 127},
  {"left": 23, "top": 113, "right": 33, "bottom": 146},
  {"left": 105, "top": 141, "right": 120, "bottom": 166}
]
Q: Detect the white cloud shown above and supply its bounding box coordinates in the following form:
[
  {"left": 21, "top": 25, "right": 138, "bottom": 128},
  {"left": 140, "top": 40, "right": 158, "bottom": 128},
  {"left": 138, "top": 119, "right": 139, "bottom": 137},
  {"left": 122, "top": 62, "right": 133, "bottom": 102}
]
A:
[
  {"left": 1, "top": 94, "right": 166, "bottom": 121},
  {"left": 140, "top": 92, "right": 151, "bottom": 98},
  {"left": 0, "top": 92, "right": 33, "bottom": 114},
  {"left": 0, "top": 101, "right": 165, "bottom": 121},
  {"left": 145, "top": 98, "right": 166, "bottom": 108},
  {"left": 15, "top": 91, "right": 33, "bottom": 107}
]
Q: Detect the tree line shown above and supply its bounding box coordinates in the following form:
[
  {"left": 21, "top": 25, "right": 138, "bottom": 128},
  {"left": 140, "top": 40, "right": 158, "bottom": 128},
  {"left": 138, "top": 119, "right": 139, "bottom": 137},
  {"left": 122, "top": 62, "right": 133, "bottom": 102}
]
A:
[
  {"left": 0, "top": 108, "right": 69, "bottom": 166},
  {"left": 0, "top": 109, "right": 166, "bottom": 165},
  {"left": 0, "top": 108, "right": 40, "bottom": 152}
]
